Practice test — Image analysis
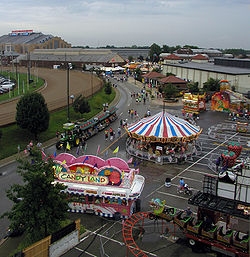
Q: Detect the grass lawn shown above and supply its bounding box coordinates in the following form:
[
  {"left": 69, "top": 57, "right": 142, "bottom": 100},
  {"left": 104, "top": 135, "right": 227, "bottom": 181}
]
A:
[
  {"left": 0, "top": 87, "right": 115, "bottom": 159},
  {"left": 8, "top": 219, "right": 86, "bottom": 257},
  {"left": 0, "top": 71, "right": 44, "bottom": 102}
]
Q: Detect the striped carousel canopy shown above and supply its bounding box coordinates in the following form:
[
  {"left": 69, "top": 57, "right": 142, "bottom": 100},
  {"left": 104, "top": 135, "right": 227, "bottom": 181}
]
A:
[{"left": 126, "top": 111, "right": 202, "bottom": 142}]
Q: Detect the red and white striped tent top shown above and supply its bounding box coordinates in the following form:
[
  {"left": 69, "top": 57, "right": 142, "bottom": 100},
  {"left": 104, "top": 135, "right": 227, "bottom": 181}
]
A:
[{"left": 126, "top": 111, "right": 202, "bottom": 142}]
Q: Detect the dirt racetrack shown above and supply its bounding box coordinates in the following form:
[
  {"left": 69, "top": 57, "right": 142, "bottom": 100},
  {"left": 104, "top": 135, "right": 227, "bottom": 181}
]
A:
[{"left": 0, "top": 67, "right": 102, "bottom": 126}]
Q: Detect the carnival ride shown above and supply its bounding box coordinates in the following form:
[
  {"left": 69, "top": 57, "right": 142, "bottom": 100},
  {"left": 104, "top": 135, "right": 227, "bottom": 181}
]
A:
[
  {"left": 53, "top": 153, "right": 145, "bottom": 219},
  {"left": 125, "top": 111, "right": 203, "bottom": 164},
  {"left": 122, "top": 160, "right": 250, "bottom": 257},
  {"left": 56, "top": 106, "right": 118, "bottom": 150},
  {"left": 211, "top": 80, "right": 249, "bottom": 114},
  {"left": 182, "top": 92, "right": 206, "bottom": 114}
]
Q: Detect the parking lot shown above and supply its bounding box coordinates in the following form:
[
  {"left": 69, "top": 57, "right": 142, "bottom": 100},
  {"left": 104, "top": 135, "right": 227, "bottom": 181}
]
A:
[{"left": 61, "top": 116, "right": 249, "bottom": 256}]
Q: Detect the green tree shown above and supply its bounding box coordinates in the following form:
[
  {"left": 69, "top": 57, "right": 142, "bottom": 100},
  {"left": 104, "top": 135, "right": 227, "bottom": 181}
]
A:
[
  {"left": 188, "top": 82, "right": 199, "bottom": 93},
  {"left": 73, "top": 94, "right": 91, "bottom": 114},
  {"left": 183, "top": 45, "right": 199, "bottom": 49},
  {"left": 0, "top": 130, "right": 2, "bottom": 140},
  {"left": 150, "top": 43, "right": 161, "bottom": 62},
  {"left": 1, "top": 150, "right": 68, "bottom": 241},
  {"left": 128, "top": 56, "right": 134, "bottom": 62},
  {"left": 138, "top": 55, "right": 144, "bottom": 61},
  {"left": 162, "top": 45, "right": 170, "bottom": 53},
  {"left": 166, "top": 72, "right": 176, "bottom": 77},
  {"left": 164, "top": 83, "right": 177, "bottom": 99},
  {"left": 104, "top": 82, "right": 112, "bottom": 95},
  {"left": 82, "top": 64, "right": 86, "bottom": 71},
  {"left": 16, "top": 92, "right": 49, "bottom": 140},
  {"left": 223, "top": 48, "right": 247, "bottom": 57},
  {"left": 134, "top": 68, "right": 142, "bottom": 81},
  {"left": 203, "top": 78, "right": 220, "bottom": 92}
]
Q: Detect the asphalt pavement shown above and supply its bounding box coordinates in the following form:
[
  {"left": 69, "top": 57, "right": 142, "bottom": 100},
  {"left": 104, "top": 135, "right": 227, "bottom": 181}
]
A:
[{"left": 1, "top": 75, "right": 248, "bottom": 256}]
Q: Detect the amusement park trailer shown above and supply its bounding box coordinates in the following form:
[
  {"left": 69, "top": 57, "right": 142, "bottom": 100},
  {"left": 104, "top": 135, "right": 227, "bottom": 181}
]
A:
[
  {"left": 186, "top": 161, "right": 250, "bottom": 256},
  {"left": 56, "top": 106, "right": 118, "bottom": 149}
]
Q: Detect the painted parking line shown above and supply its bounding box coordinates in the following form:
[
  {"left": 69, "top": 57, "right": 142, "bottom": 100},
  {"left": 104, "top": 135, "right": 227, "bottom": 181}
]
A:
[
  {"left": 74, "top": 247, "right": 97, "bottom": 257},
  {"left": 158, "top": 191, "right": 190, "bottom": 200},
  {"left": 145, "top": 132, "right": 238, "bottom": 199},
  {"left": 184, "top": 168, "right": 212, "bottom": 176},
  {"left": 100, "top": 132, "right": 127, "bottom": 154}
]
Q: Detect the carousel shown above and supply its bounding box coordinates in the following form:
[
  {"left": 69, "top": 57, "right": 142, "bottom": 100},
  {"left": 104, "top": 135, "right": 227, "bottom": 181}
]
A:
[{"left": 125, "top": 111, "right": 203, "bottom": 164}]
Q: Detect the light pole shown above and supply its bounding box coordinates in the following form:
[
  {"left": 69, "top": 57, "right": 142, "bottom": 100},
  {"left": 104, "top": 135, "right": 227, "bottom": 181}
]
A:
[{"left": 67, "top": 62, "right": 72, "bottom": 122}]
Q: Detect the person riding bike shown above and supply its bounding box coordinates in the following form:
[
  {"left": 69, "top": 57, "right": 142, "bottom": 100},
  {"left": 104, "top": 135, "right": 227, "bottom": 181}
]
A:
[{"left": 179, "top": 178, "right": 185, "bottom": 190}]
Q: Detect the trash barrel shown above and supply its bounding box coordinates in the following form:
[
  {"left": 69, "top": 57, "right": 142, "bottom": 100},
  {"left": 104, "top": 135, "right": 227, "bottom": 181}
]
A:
[{"left": 165, "top": 177, "right": 171, "bottom": 187}]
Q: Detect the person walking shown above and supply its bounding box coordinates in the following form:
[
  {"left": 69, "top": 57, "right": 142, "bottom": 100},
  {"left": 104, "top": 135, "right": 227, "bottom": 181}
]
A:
[
  {"left": 105, "top": 130, "right": 109, "bottom": 141},
  {"left": 117, "top": 127, "right": 121, "bottom": 137},
  {"left": 110, "top": 128, "right": 114, "bottom": 141}
]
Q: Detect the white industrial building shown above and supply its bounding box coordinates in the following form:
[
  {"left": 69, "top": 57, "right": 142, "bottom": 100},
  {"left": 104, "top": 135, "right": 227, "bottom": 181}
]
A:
[{"left": 162, "top": 59, "right": 250, "bottom": 94}]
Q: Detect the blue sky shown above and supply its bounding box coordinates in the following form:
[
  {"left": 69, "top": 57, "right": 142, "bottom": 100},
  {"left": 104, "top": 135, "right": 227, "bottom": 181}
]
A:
[{"left": 0, "top": 0, "right": 249, "bottom": 49}]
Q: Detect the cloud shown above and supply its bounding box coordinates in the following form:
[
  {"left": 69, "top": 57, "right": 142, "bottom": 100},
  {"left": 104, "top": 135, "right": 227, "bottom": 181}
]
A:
[{"left": 0, "top": 0, "right": 249, "bottom": 48}]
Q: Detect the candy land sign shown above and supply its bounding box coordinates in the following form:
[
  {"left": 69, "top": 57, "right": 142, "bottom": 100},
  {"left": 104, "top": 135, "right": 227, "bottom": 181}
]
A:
[{"left": 53, "top": 162, "right": 122, "bottom": 186}]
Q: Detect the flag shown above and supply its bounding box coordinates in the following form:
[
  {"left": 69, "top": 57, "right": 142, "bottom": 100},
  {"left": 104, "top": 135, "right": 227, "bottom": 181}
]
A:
[
  {"left": 66, "top": 142, "right": 71, "bottom": 151},
  {"left": 97, "top": 145, "right": 100, "bottom": 155},
  {"left": 62, "top": 160, "right": 66, "bottom": 164},
  {"left": 83, "top": 156, "right": 89, "bottom": 164},
  {"left": 54, "top": 151, "right": 57, "bottom": 158},
  {"left": 84, "top": 143, "right": 88, "bottom": 153},
  {"left": 127, "top": 157, "right": 133, "bottom": 164},
  {"left": 105, "top": 150, "right": 108, "bottom": 157},
  {"left": 121, "top": 170, "right": 125, "bottom": 179},
  {"left": 76, "top": 146, "right": 79, "bottom": 156},
  {"left": 41, "top": 150, "right": 46, "bottom": 158},
  {"left": 136, "top": 168, "right": 139, "bottom": 174},
  {"left": 133, "top": 160, "right": 137, "bottom": 168},
  {"left": 113, "top": 146, "right": 119, "bottom": 154}
]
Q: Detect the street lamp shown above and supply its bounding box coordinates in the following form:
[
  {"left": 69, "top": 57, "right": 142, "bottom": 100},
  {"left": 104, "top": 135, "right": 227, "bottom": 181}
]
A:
[{"left": 67, "top": 62, "right": 72, "bottom": 122}]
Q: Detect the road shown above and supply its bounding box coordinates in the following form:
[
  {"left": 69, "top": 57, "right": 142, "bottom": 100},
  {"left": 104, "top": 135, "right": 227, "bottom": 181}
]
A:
[{"left": 0, "top": 75, "right": 249, "bottom": 256}]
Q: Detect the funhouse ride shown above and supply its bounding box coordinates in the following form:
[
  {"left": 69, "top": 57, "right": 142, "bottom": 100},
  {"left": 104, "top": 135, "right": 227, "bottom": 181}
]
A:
[
  {"left": 56, "top": 106, "right": 118, "bottom": 150},
  {"left": 53, "top": 153, "right": 145, "bottom": 219}
]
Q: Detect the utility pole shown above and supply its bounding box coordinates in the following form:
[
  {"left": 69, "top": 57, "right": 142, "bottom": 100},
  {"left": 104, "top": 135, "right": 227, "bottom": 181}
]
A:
[
  {"left": 67, "top": 63, "right": 70, "bottom": 122},
  {"left": 15, "top": 57, "right": 18, "bottom": 81},
  {"left": 27, "top": 51, "right": 30, "bottom": 88}
]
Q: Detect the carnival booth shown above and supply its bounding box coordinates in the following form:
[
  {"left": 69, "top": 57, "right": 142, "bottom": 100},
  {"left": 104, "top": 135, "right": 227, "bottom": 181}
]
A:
[
  {"left": 182, "top": 92, "right": 206, "bottom": 114},
  {"left": 125, "top": 111, "right": 202, "bottom": 164},
  {"left": 53, "top": 153, "right": 145, "bottom": 219}
]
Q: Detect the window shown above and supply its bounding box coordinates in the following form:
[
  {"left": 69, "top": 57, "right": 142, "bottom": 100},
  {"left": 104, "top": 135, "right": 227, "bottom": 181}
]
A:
[
  {"left": 87, "top": 195, "right": 94, "bottom": 204},
  {"left": 54, "top": 40, "right": 59, "bottom": 49},
  {"left": 95, "top": 197, "right": 102, "bottom": 204}
]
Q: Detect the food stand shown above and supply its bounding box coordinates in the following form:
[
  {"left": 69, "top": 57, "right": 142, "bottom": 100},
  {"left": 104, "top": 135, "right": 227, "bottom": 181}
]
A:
[
  {"left": 182, "top": 93, "right": 206, "bottom": 114},
  {"left": 53, "top": 153, "right": 145, "bottom": 219}
]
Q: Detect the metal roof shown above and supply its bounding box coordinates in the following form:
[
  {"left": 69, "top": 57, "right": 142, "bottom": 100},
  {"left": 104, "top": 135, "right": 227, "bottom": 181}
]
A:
[
  {"left": 164, "top": 62, "right": 250, "bottom": 75},
  {"left": 19, "top": 52, "right": 125, "bottom": 63},
  {"left": 0, "top": 32, "right": 53, "bottom": 45}
]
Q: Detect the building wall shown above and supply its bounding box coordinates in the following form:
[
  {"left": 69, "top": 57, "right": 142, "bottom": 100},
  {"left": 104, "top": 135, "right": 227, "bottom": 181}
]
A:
[{"left": 163, "top": 64, "right": 250, "bottom": 93}]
